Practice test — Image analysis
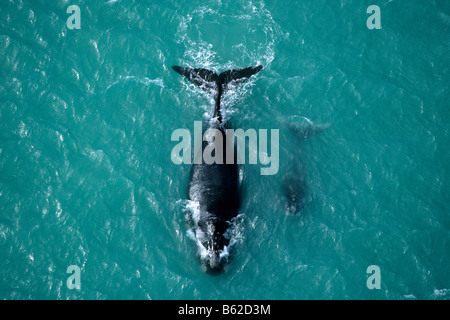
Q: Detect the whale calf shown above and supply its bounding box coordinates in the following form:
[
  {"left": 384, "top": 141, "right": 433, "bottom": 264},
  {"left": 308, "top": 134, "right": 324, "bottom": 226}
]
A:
[
  {"left": 281, "top": 116, "right": 330, "bottom": 215},
  {"left": 173, "top": 65, "right": 262, "bottom": 274}
]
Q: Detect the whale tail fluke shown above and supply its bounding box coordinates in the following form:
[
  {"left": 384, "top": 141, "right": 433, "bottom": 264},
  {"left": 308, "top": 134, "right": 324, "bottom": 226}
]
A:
[
  {"left": 172, "top": 66, "right": 219, "bottom": 95},
  {"left": 172, "top": 65, "right": 263, "bottom": 95},
  {"left": 172, "top": 65, "right": 262, "bottom": 122},
  {"left": 218, "top": 65, "right": 263, "bottom": 92}
]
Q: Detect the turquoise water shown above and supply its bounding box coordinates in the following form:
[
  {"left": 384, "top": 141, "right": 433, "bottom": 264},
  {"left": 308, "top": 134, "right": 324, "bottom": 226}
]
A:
[{"left": 1, "top": 0, "right": 449, "bottom": 300}]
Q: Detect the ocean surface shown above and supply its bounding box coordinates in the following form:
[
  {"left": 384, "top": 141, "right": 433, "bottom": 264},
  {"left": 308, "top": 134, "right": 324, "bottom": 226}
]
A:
[{"left": 1, "top": 0, "right": 449, "bottom": 300}]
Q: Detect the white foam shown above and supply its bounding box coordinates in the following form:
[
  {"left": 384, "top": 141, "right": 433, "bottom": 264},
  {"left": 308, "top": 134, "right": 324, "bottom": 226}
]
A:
[
  {"left": 185, "top": 200, "right": 201, "bottom": 224},
  {"left": 432, "top": 288, "right": 450, "bottom": 298},
  {"left": 184, "top": 202, "right": 246, "bottom": 264},
  {"left": 106, "top": 76, "right": 164, "bottom": 91},
  {"left": 174, "top": 0, "right": 287, "bottom": 74}
]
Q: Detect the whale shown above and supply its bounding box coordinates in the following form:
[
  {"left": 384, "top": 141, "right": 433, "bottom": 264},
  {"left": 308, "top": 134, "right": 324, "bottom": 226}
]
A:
[
  {"left": 172, "top": 65, "right": 263, "bottom": 274},
  {"left": 281, "top": 116, "right": 330, "bottom": 215}
]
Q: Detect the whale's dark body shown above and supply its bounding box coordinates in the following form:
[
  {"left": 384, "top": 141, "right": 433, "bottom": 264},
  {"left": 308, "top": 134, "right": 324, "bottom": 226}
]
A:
[{"left": 172, "top": 65, "right": 262, "bottom": 273}]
